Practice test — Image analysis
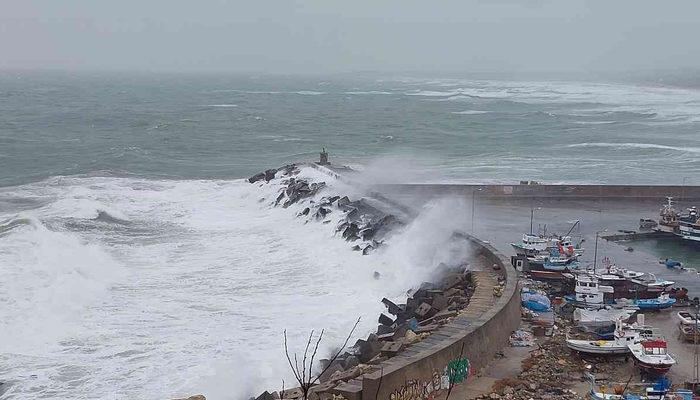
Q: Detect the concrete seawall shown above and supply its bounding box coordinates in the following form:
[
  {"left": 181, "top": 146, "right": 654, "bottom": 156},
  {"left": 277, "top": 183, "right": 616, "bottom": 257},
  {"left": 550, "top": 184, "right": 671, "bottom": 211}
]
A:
[
  {"left": 376, "top": 184, "right": 700, "bottom": 201},
  {"left": 338, "top": 234, "right": 520, "bottom": 400},
  {"left": 305, "top": 162, "right": 521, "bottom": 400}
]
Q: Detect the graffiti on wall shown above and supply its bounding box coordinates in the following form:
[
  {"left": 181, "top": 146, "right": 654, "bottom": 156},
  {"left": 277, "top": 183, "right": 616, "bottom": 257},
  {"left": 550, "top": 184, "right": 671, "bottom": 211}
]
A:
[{"left": 388, "top": 357, "right": 471, "bottom": 400}]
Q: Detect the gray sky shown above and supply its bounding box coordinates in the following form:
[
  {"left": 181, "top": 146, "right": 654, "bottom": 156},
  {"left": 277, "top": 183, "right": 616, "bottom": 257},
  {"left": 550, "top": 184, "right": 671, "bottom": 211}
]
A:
[{"left": 2, "top": 0, "right": 699, "bottom": 73}]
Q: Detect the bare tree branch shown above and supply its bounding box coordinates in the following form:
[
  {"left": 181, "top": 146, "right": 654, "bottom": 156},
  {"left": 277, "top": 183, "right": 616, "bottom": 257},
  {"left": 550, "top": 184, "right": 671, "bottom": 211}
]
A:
[
  {"left": 307, "top": 329, "right": 325, "bottom": 381},
  {"left": 283, "top": 317, "right": 362, "bottom": 400},
  {"left": 309, "top": 317, "right": 361, "bottom": 387},
  {"left": 301, "top": 329, "right": 314, "bottom": 385},
  {"left": 283, "top": 330, "right": 302, "bottom": 384}
]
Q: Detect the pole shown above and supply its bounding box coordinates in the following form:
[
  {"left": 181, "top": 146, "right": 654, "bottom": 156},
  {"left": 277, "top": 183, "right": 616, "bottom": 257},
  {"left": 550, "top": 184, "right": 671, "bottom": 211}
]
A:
[
  {"left": 530, "top": 208, "right": 534, "bottom": 235},
  {"left": 471, "top": 189, "right": 475, "bottom": 232},
  {"left": 593, "top": 231, "right": 599, "bottom": 274},
  {"left": 694, "top": 300, "right": 699, "bottom": 385}
]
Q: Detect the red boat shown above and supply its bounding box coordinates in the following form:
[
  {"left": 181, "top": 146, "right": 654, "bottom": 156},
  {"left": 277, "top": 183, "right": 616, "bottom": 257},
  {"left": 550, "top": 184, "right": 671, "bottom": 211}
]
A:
[{"left": 628, "top": 338, "right": 676, "bottom": 376}]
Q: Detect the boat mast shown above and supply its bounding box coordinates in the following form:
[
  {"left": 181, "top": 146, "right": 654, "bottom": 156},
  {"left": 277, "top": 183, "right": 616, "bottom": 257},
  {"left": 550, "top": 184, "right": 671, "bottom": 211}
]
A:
[{"left": 593, "top": 231, "right": 599, "bottom": 275}]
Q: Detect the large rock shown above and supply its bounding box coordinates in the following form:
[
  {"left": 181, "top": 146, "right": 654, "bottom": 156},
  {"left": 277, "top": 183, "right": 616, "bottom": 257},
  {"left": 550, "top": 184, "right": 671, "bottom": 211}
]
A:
[
  {"left": 378, "top": 313, "right": 393, "bottom": 326},
  {"left": 172, "top": 396, "right": 206, "bottom": 400},
  {"left": 381, "top": 298, "right": 403, "bottom": 315},
  {"left": 264, "top": 169, "right": 277, "bottom": 182},
  {"left": 255, "top": 391, "right": 277, "bottom": 400},
  {"left": 248, "top": 172, "right": 266, "bottom": 184}
]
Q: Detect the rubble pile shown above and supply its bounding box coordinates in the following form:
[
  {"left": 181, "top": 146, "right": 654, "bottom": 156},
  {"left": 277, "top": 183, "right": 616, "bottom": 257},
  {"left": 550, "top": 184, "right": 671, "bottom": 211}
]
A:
[
  {"left": 248, "top": 165, "right": 404, "bottom": 255},
  {"left": 309, "top": 267, "right": 478, "bottom": 394},
  {"left": 477, "top": 328, "right": 587, "bottom": 400}
]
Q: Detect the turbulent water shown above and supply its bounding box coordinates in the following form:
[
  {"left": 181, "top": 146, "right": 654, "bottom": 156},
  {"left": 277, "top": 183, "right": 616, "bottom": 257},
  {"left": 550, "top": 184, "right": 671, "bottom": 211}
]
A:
[
  {"left": 1, "top": 71, "right": 700, "bottom": 399},
  {"left": 2, "top": 71, "right": 700, "bottom": 186}
]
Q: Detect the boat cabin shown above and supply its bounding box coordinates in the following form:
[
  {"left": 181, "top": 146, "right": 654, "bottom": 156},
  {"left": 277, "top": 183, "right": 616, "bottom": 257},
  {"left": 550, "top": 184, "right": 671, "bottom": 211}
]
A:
[
  {"left": 641, "top": 339, "right": 668, "bottom": 356},
  {"left": 574, "top": 275, "right": 614, "bottom": 305}
]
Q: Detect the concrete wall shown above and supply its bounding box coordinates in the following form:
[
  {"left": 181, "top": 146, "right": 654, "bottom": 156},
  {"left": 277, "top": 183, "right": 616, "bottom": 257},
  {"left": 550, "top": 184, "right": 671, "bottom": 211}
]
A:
[
  {"left": 377, "top": 184, "right": 700, "bottom": 201},
  {"left": 359, "top": 235, "right": 520, "bottom": 400}
]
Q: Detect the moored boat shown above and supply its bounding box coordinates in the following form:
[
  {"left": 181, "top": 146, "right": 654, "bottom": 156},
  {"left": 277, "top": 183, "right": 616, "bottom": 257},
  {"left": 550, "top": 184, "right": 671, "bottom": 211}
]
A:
[
  {"left": 634, "top": 294, "right": 676, "bottom": 311},
  {"left": 678, "top": 206, "right": 700, "bottom": 244},
  {"left": 656, "top": 197, "right": 679, "bottom": 234},
  {"left": 595, "top": 264, "right": 675, "bottom": 300}
]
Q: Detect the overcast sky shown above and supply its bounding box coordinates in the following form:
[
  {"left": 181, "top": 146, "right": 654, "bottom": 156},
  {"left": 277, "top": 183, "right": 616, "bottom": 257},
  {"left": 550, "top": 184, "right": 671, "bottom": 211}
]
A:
[{"left": 2, "top": 0, "right": 699, "bottom": 73}]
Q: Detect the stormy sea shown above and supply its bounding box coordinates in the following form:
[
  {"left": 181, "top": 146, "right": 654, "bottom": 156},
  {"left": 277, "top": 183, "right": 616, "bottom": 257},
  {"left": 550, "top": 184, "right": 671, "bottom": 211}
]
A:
[{"left": 1, "top": 71, "right": 699, "bottom": 399}]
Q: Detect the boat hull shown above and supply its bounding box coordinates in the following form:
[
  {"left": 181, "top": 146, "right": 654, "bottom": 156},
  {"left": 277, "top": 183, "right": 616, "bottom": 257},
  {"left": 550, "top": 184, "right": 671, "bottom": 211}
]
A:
[
  {"left": 633, "top": 360, "right": 674, "bottom": 376},
  {"left": 565, "top": 339, "right": 629, "bottom": 355}
]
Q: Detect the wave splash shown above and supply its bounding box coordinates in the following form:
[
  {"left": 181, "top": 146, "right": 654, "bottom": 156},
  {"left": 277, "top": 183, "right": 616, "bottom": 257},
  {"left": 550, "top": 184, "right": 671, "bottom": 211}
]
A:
[{"left": 0, "top": 168, "right": 472, "bottom": 399}]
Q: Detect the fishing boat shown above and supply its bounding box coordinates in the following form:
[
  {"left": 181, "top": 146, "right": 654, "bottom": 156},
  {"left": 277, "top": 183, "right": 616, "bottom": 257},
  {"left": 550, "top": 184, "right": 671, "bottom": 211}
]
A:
[
  {"left": 564, "top": 274, "right": 615, "bottom": 308},
  {"left": 679, "top": 324, "right": 700, "bottom": 343},
  {"left": 678, "top": 206, "right": 700, "bottom": 244},
  {"left": 656, "top": 197, "right": 680, "bottom": 234},
  {"left": 628, "top": 338, "right": 676, "bottom": 376},
  {"left": 527, "top": 247, "right": 579, "bottom": 267},
  {"left": 677, "top": 311, "right": 700, "bottom": 325},
  {"left": 566, "top": 319, "right": 646, "bottom": 355},
  {"left": 511, "top": 234, "right": 548, "bottom": 256},
  {"left": 595, "top": 263, "right": 675, "bottom": 300},
  {"left": 662, "top": 259, "right": 683, "bottom": 268},
  {"left": 639, "top": 218, "right": 658, "bottom": 230},
  {"left": 588, "top": 380, "right": 691, "bottom": 400},
  {"left": 574, "top": 307, "right": 636, "bottom": 329},
  {"left": 634, "top": 294, "right": 676, "bottom": 311},
  {"left": 511, "top": 217, "right": 584, "bottom": 257}
]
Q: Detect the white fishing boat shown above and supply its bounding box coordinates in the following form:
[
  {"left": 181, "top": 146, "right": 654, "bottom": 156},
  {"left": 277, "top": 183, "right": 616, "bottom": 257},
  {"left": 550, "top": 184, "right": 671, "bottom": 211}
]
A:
[
  {"left": 678, "top": 206, "right": 700, "bottom": 243},
  {"left": 511, "top": 234, "right": 548, "bottom": 256},
  {"left": 566, "top": 319, "right": 645, "bottom": 355},
  {"left": 565, "top": 274, "right": 614, "bottom": 308},
  {"left": 656, "top": 196, "right": 679, "bottom": 234},
  {"left": 628, "top": 338, "right": 676, "bottom": 376},
  {"left": 677, "top": 311, "right": 700, "bottom": 326},
  {"left": 573, "top": 308, "right": 636, "bottom": 328}
]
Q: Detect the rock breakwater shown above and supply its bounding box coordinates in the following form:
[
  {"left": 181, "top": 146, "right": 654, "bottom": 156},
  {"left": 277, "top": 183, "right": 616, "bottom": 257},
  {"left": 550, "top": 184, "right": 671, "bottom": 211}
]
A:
[{"left": 248, "top": 164, "right": 403, "bottom": 255}]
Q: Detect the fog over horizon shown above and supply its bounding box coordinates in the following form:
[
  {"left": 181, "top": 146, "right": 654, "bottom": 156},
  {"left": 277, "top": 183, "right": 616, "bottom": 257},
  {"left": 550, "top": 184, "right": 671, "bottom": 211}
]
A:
[{"left": 2, "top": 0, "right": 700, "bottom": 76}]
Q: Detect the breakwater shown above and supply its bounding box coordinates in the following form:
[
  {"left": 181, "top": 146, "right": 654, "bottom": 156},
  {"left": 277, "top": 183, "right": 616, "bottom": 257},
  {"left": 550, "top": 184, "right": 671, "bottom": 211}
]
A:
[
  {"left": 355, "top": 234, "right": 519, "bottom": 400},
  {"left": 249, "top": 163, "right": 521, "bottom": 400},
  {"left": 601, "top": 230, "right": 671, "bottom": 242},
  {"left": 376, "top": 183, "right": 700, "bottom": 201}
]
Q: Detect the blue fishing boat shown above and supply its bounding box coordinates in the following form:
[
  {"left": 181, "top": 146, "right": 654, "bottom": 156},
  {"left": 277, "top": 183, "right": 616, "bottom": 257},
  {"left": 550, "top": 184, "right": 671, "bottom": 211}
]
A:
[
  {"left": 634, "top": 294, "right": 676, "bottom": 310},
  {"left": 661, "top": 258, "right": 683, "bottom": 269}
]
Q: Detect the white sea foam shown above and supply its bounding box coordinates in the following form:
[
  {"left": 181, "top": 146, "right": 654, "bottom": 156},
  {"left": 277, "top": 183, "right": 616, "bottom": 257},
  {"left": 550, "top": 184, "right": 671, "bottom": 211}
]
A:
[
  {"left": 452, "top": 110, "right": 489, "bottom": 115},
  {"left": 0, "top": 167, "right": 471, "bottom": 399},
  {"left": 344, "top": 91, "right": 393, "bottom": 95},
  {"left": 566, "top": 142, "right": 700, "bottom": 154},
  {"left": 294, "top": 91, "right": 325, "bottom": 95},
  {"left": 399, "top": 79, "right": 700, "bottom": 124}
]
